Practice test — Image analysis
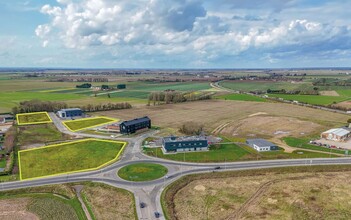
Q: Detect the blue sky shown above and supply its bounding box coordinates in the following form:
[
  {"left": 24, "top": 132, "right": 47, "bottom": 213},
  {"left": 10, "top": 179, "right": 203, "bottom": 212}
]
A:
[{"left": 0, "top": 0, "right": 350, "bottom": 68}]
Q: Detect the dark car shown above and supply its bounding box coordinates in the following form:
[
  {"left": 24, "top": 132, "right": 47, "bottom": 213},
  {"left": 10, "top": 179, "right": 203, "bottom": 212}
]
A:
[
  {"left": 140, "top": 202, "right": 146, "bottom": 208},
  {"left": 154, "top": 212, "right": 160, "bottom": 218},
  {"left": 214, "top": 166, "right": 221, "bottom": 170}
]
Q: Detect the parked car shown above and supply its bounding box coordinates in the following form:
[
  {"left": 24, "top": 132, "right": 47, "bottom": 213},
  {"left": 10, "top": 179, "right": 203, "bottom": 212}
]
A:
[
  {"left": 140, "top": 202, "right": 146, "bottom": 208},
  {"left": 214, "top": 166, "right": 221, "bottom": 170},
  {"left": 154, "top": 212, "right": 160, "bottom": 218}
]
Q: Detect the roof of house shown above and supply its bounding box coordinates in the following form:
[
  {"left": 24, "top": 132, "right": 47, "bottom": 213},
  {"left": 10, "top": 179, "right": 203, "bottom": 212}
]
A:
[
  {"left": 163, "top": 136, "right": 207, "bottom": 143},
  {"left": 323, "top": 128, "right": 350, "bottom": 137},
  {"left": 120, "top": 116, "right": 150, "bottom": 126},
  {"left": 0, "top": 114, "right": 13, "bottom": 118},
  {"left": 247, "top": 139, "right": 276, "bottom": 148},
  {"left": 59, "top": 108, "right": 82, "bottom": 112}
]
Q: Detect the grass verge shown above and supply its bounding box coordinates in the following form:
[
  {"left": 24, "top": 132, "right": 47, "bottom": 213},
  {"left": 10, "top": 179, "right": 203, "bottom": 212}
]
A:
[{"left": 18, "top": 139, "right": 126, "bottom": 180}]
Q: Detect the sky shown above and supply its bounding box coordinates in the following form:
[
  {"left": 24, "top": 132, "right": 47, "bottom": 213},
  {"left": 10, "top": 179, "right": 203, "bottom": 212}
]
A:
[{"left": 0, "top": 0, "right": 351, "bottom": 68}]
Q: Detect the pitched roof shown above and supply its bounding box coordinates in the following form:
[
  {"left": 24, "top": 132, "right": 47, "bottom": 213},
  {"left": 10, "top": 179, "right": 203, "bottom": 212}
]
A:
[
  {"left": 121, "top": 116, "right": 150, "bottom": 126},
  {"left": 323, "top": 128, "right": 350, "bottom": 137}
]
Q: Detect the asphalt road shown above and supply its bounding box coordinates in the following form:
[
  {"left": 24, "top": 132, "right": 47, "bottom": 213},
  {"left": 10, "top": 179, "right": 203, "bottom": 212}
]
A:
[{"left": 2, "top": 113, "right": 351, "bottom": 219}]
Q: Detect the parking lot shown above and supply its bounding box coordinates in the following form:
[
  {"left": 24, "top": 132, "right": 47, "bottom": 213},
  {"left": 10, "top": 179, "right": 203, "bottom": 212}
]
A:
[{"left": 314, "top": 138, "right": 351, "bottom": 150}]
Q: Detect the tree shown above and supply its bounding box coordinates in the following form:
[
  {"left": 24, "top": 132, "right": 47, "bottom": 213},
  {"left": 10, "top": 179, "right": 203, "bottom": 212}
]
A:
[{"left": 347, "top": 118, "right": 351, "bottom": 124}]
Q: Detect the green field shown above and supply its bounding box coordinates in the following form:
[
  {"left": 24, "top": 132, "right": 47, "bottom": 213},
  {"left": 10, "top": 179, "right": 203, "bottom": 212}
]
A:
[
  {"left": 220, "top": 81, "right": 311, "bottom": 92},
  {"left": 118, "top": 163, "right": 168, "bottom": 181},
  {"left": 268, "top": 94, "right": 348, "bottom": 105},
  {"left": 63, "top": 117, "right": 117, "bottom": 132},
  {"left": 19, "top": 139, "right": 126, "bottom": 180},
  {"left": 17, "top": 124, "right": 69, "bottom": 146},
  {"left": 283, "top": 137, "right": 350, "bottom": 155},
  {"left": 17, "top": 112, "right": 52, "bottom": 125},
  {"left": 144, "top": 136, "right": 336, "bottom": 163},
  {"left": 217, "top": 93, "right": 266, "bottom": 102}
]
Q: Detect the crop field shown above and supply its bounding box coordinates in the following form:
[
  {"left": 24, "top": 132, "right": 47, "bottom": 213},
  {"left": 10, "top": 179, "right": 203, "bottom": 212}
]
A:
[
  {"left": 63, "top": 116, "right": 118, "bottom": 132},
  {"left": 216, "top": 93, "right": 266, "bottom": 102},
  {"left": 18, "top": 139, "right": 126, "bottom": 180},
  {"left": 16, "top": 112, "right": 52, "bottom": 125},
  {"left": 268, "top": 93, "right": 349, "bottom": 105},
  {"left": 118, "top": 163, "right": 168, "bottom": 181},
  {"left": 220, "top": 80, "right": 311, "bottom": 92},
  {"left": 164, "top": 166, "right": 351, "bottom": 220}
]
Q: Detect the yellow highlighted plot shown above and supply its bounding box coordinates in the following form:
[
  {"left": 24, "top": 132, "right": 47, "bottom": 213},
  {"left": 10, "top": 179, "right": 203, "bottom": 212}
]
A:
[
  {"left": 16, "top": 112, "right": 52, "bottom": 125},
  {"left": 18, "top": 138, "right": 127, "bottom": 181},
  {"left": 63, "top": 116, "right": 119, "bottom": 132}
]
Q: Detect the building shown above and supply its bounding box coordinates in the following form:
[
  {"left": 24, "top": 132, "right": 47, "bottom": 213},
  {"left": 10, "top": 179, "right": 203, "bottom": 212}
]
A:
[
  {"left": 246, "top": 139, "right": 279, "bottom": 152},
  {"left": 162, "top": 136, "right": 209, "bottom": 153},
  {"left": 57, "top": 108, "right": 83, "bottom": 118},
  {"left": 117, "top": 84, "right": 126, "bottom": 89},
  {"left": 0, "top": 114, "right": 14, "bottom": 123},
  {"left": 119, "top": 116, "right": 151, "bottom": 134},
  {"left": 321, "top": 128, "right": 351, "bottom": 142}
]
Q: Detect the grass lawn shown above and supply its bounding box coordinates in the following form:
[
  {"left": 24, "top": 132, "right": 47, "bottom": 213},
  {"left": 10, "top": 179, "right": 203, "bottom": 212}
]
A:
[
  {"left": 17, "top": 112, "right": 52, "bottom": 125},
  {"left": 118, "top": 163, "right": 168, "bottom": 181},
  {"left": 0, "top": 158, "right": 6, "bottom": 168},
  {"left": 144, "top": 139, "right": 335, "bottom": 163},
  {"left": 283, "top": 137, "right": 350, "bottom": 155},
  {"left": 268, "top": 94, "right": 349, "bottom": 105},
  {"left": 17, "top": 124, "right": 69, "bottom": 146},
  {"left": 63, "top": 117, "right": 118, "bottom": 132},
  {"left": 217, "top": 93, "right": 266, "bottom": 102},
  {"left": 18, "top": 139, "right": 126, "bottom": 180}
]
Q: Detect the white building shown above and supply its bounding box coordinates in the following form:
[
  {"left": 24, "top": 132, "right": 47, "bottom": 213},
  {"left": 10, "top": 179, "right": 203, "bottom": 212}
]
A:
[{"left": 321, "top": 128, "right": 351, "bottom": 142}]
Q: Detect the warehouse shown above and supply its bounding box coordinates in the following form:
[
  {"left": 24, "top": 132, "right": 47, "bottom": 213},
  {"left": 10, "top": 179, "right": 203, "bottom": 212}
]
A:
[
  {"left": 246, "top": 139, "right": 279, "bottom": 152},
  {"left": 119, "top": 116, "right": 151, "bottom": 134},
  {"left": 162, "top": 136, "right": 209, "bottom": 153},
  {"left": 57, "top": 108, "right": 83, "bottom": 118},
  {"left": 321, "top": 128, "right": 351, "bottom": 142}
]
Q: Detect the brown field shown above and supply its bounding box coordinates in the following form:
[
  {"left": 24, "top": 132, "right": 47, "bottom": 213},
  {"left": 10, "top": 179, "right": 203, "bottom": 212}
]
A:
[
  {"left": 97, "top": 100, "right": 348, "bottom": 135},
  {"left": 319, "top": 90, "right": 340, "bottom": 96},
  {"left": 333, "top": 100, "right": 351, "bottom": 109},
  {"left": 81, "top": 182, "right": 135, "bottom": 220},
  {"left": 0, "top": 198, "right": 38, "bottom": 220},
  {"left": 220, "top": 116, "right": 322, "bottom": 138},
  {"left": 171, "top": 170, "right": 351, "bottom": 220}
]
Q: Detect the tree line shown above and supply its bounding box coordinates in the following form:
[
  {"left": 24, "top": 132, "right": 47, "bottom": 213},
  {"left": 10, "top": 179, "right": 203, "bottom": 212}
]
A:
[
  {"left": 147, "top": 91, "right": 211, "bottom": 105},
  {"left": 12, "top": 99, "right": 132, "bottom": 114}
]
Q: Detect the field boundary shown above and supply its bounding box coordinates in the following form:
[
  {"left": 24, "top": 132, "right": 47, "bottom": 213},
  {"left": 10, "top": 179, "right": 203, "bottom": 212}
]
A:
[
  {"left": 16, "top": 111, "right": 52, "bottom": 125},
  {"left": 63, "top": 116, "right": 119, "bottom": 132},
  {"left": 18, "top": 138, "right": 127, "bottom": 181}
]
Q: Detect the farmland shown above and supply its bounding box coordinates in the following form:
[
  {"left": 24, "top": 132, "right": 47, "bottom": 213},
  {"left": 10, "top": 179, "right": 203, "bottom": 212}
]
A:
[
  {"left": 18, "top": 139, "right": 126, "bottom": 180},
  {"left": 98, "top": 99, "right": 349, "bottom": 135},
  {"left": 268, "top": 93, "right": 349, "bottom": 105},
  {"left": 163, "top": 165, "right": 351, "bottom": 220},
  {"left": 118, "top": 163, "right": 168, "bottom": 181},
  {"left": 0, "top": 77, "right": 213, "bottom": 113},
  {"left": 219, "top": 80, "right": 311, "bottom": 92},
  {"left": 216, "top": 93, "right": 266, "bottom": 102},
  {"left": 63, "top": 117, "right": 118, "bottom": 132},
  {"left": 16, "top": 112, "right": 52, "bottom": 125}
]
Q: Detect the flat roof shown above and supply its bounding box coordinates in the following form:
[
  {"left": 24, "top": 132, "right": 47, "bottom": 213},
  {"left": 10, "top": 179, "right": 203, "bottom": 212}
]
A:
[
  {"left": 121, "top": 116, "right": 150, "bottom": 126},
  {"left": 247, "top": 139, "right": 276, "bottom": 148},
  {"left": 163, "top": 136, "right": 207, "bottom": 142},
  {"left": 59, "top": 108, "right": 82, "bottom": 112}
]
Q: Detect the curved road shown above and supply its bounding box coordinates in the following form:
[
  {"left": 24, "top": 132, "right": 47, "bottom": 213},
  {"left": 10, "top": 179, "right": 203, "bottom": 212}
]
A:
[{"left": 1, "top": 113, "right": 351, "bottom": 219}]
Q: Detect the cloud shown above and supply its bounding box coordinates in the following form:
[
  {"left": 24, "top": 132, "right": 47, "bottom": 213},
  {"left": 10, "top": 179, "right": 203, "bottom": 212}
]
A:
[{"left": 33, "top": 0, "right": 351, "bottom": 67}]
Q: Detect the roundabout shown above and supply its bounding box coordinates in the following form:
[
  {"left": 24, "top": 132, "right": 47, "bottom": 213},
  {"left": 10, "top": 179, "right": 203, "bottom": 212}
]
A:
[{"left": 117, "top": 162, "right": 168, "bottom": 182}]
